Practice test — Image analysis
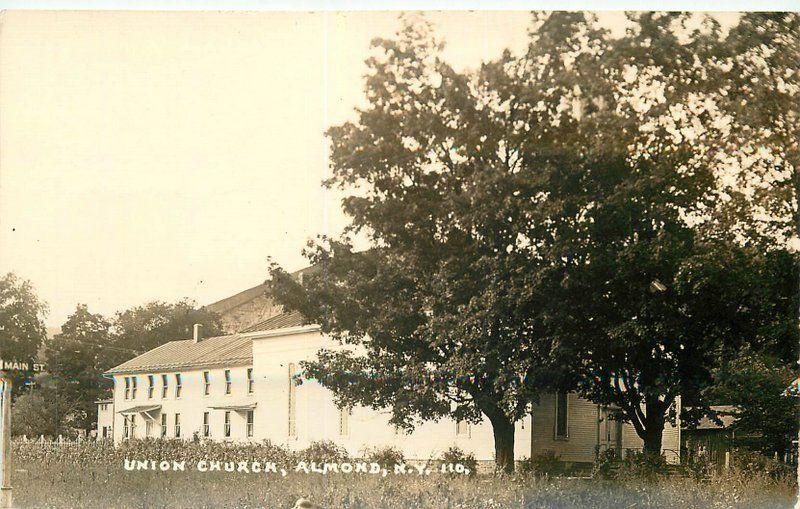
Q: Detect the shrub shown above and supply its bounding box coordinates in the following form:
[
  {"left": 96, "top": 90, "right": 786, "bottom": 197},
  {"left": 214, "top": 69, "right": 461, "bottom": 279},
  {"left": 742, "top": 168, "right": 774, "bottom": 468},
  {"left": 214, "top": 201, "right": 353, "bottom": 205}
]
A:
[
  {"left": 679, "top": 455, "right": 714, "bottom": 481},
  {"left": 439, "top": 446, "right": 477, "bottom": 477},
  {"left": 591, "top": 449, "right": 619, "bottom": 479},
  {"left": 615, "top": 451, "right": 669, "bottom": 481},
  {"left": 361, "top": 445, "right": 405, "bottom": 469},
  {"left": 731, "top": 449, "right": 793, "bottom": 480},
  {"left": 519, "top": 450, "right": 566, "bottom": 476},
  {"left": 299, "top": 440, "right": 350, "bottom": 463}
]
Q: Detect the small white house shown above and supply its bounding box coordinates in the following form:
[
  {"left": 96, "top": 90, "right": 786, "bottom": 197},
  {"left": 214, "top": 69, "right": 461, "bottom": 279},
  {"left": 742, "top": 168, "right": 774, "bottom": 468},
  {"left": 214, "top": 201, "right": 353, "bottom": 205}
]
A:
[
  {"left": 102, "top": 312, "right": 680, "bottom": 465},
  {"left": 96, "top": 398, "right": 114, "bottom": 439}
]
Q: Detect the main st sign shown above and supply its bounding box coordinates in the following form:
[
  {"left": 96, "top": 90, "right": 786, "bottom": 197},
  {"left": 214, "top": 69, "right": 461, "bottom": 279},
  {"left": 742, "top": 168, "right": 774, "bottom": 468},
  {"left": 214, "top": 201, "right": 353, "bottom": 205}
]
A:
[{"left": 0, "top": 359, "right": 45, "bottom": 373}]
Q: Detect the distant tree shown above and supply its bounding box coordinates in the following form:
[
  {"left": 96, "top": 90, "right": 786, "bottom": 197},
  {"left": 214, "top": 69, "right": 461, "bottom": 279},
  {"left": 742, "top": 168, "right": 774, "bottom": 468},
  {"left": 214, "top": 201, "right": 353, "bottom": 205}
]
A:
[
  {"left": 44, "top": 304, "right": 112, "bottom": 432},
  {"left": 0, "top": 272, "right": 48, "bottom": 391},
  {"left": 111, "top": 299, "right": 223, "bottom": 359},
  {"left": 11, "top": 380, "right": 78, "bottom": 438},
  {"left": 708, "top": 348, "right": 797, "bottom": 457}
]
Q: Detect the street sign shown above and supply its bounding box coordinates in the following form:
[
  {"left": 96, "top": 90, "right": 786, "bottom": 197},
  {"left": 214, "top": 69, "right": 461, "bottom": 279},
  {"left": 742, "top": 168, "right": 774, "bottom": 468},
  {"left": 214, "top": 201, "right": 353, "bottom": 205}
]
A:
[{"left": 0, "top": 359, "right": 45, "bottom": 373}]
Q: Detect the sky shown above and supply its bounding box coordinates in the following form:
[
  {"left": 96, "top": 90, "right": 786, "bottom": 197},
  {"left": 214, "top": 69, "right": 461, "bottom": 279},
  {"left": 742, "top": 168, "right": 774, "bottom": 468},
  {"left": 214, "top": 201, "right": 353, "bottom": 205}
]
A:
[{"left": 0, "top": 10, "right": 740, "bottom": 327}]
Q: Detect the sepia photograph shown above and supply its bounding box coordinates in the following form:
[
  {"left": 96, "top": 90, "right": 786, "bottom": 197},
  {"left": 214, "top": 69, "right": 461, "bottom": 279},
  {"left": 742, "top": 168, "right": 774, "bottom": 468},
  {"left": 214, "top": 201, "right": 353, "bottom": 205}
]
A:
[{"left": 0, "top": 4, "right": 797, "bottom": 508}]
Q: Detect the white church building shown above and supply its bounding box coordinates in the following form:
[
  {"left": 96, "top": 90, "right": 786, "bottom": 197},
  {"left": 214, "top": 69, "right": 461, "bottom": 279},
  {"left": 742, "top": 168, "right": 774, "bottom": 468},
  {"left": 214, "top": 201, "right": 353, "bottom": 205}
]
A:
[{"left": 101, "top": 301, "right": 681, "bottom": 466}]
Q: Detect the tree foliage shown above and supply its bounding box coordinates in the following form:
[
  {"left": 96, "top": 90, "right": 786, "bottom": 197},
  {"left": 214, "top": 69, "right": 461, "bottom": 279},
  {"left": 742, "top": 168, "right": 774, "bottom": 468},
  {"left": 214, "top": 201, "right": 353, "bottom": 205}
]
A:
[
  {"left": 271, "top": 11, "right": 797, "bottom": 466},
  {"left": 44, "top": 304, "right": 113, "bottom": 431},
  {"left": 110, "top": 299, "right": 223, "bottom": 361},
  {"left": 709, "top": 349, "right": 797, "bottom": 456},
  {"left": 0, "top": 272, "right": 48, "bottom": 389}
]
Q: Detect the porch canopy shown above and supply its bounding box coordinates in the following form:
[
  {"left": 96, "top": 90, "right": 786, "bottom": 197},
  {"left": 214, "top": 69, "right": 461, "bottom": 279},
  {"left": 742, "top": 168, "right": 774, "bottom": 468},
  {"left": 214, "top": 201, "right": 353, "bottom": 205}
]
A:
[
  {"left": 208, "top": 402, "right": 256, "bottom": 413},
  {"left": 117, "top": 404, "right": 161, "bottom": 421}
]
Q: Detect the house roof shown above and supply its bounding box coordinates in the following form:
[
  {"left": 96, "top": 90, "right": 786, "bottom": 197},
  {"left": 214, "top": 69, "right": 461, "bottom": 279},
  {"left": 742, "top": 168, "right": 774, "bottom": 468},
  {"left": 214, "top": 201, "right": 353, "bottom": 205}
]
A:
[
  {"left": 240, "top": 310, "right": 305, "bottom": 333},
  {"left": 204, "top": 266, "right": 317, "bottom": 319},
  {"left": 104, "top": 311, "right": 309, "bottom": 375},
  {"left": 105, "top": 332, "right": 252, "bottom": 375}
]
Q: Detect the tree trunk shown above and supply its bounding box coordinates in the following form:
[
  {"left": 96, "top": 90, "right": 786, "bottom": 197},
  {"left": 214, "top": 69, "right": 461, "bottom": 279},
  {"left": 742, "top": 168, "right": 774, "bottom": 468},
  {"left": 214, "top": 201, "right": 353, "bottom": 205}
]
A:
[
  {"left": 642, "top": 398, "right": 666, "bottom": 457},
  {"left": 486, "top": 410, "right": 516, "bottom": 473}
]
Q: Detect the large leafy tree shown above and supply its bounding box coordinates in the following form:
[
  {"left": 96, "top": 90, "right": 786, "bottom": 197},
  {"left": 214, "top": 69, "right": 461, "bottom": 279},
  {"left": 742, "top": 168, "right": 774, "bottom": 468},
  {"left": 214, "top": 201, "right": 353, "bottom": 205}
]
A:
[
  {"left": 508, "top": 12, "right": 797, "bottom": 454},
  {"left": 269, "top": 16, "right": 571, "bottom": 473},
  {"left": 44, "top": 304, "right": 113, "bottom": 431},
  {"left": 497, "top": 12, "right": 798, "bottom": 454},
  {"left": 0, "top": 272, "right": 48, "bottom": 390},
  {"left": 271, "top": 11, "right": 797, "bottom": 464}
]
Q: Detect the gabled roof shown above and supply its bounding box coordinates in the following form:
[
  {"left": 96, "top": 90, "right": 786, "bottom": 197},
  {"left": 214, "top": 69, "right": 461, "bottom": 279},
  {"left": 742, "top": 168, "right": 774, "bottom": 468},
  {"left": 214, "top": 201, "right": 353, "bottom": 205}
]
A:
[
  {"left": 105, "top": 332, "right": 252, "bottom": 375},
  {"left": 239, "top": 310, "right": 305, "bottom": 333},
  {"left": 104, "top": 311, "right": 310, "bottom": 375}
]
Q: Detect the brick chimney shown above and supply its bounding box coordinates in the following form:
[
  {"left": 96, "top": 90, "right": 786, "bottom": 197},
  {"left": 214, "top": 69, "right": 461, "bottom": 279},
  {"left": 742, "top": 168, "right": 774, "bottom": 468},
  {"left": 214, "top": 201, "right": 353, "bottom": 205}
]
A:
[{"left": 193, "top": 323, "right": 203, "bottom": 343}]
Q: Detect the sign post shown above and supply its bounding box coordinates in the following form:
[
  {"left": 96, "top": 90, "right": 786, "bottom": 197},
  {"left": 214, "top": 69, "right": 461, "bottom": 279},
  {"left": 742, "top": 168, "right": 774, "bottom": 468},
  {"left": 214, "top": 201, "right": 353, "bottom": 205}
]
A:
[
  {"left": 0, "top": 374, "right": 12, "bottom": 509},
  {"left": 0, "top": 358, "right": 42, "bottom": 509}
]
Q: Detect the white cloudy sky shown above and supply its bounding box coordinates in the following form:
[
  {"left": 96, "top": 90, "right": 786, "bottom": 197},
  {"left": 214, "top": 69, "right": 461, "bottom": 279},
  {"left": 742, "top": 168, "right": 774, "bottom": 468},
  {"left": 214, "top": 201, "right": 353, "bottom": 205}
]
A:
[{"left": 0, "top": 11, "right": 739, "bottom": 327}]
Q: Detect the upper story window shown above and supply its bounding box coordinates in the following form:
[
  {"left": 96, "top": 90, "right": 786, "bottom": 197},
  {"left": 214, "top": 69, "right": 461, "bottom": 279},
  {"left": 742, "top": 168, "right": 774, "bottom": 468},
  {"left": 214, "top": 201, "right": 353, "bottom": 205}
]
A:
[
  {"left": 224, "top": 369, "right": 232, "bottom": 395},
  {"left": 175, "top": 373, "right": 182, "bottom": 399},
  {"left": 147, "top": 375, "right": 155, "bottom": 399},
  {"left": 456, "top": 420, "right": 470, "bottom": 437},
  {"left": 130, "top": 376, "right": 137, "bottom": 399},
  {"left": 555, "top": 392, "right": 569, "bottom": 439},
  {"left": 203, "top": 371, "right": 211, "bottom": 396},
  {"left": 247, "top": 368, "right": 254, "bottom": 394},
  {"left": 161, "top": 374, "right": 168, "bottom": 398},
  {"left": 124, "top": 377, "right": 130, "bottom": 400}
]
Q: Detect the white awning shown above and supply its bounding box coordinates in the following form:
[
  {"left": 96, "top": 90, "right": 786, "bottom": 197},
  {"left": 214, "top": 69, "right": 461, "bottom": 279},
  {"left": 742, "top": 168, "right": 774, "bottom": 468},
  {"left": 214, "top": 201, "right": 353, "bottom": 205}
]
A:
[
  {"left": 208, "top": 402, "right": 256, "bottom": 412},
  {"left": 118, "top": 404, "right": 161, "bottom": 421}
]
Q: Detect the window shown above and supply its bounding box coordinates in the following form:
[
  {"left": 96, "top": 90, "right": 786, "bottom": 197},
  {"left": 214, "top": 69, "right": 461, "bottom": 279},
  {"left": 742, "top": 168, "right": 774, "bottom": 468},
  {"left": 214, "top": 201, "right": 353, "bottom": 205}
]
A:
[
  {"left": 456, "top": 420, "right": 470, "bottom": 437},
  {"left": 124, "top": 377, "right": 130, "bottom": 400},
  {"left": 247, "top": 368, "right": 254, "bottom": 394},
  {"left": 203, "top": 412, "right": 210, "bottom": 437},
  {"left": 175, "top": 373, "right": 182, "bottom": 399},
  {"left": 555, "top": 392, "right": 569, "bottom": 439},
  {"left": 338, "top": 406, "right": 350, "bottom": 436},
  {"left": 145, "top": 419, "right": 153, "bottom": 437},
  {"left": 147, "top": 375, "right": 154, "bottom": 399},
  {"left": 123, "top": 416, "right": 130, "bottom": 439},
  {"left": 161, "top": 374, "right": 168, "bottom": 398},
  {"left": 203, "top": 371, "right": 210, "bottom": 396},
  {"left": 287, "top": 363, "right": 296, "bottom": 437},
  {"left": 161, "top": 414, "right": 167, "bottom": 437},
  {"left": 224, "top": 369, "right": 232, "bottom": 395},
  {"left": 131, "top": 377, "right": 137, "bottom": 399},
  {"left": 224, "top": 411, "right": 231, "bottom": 438},
  {"left": 246, "top": 410, "right": 254, "bottom": 438},
  {"left": 130, "top": 415, "right": 137, "bottom": 437},
  {"left": 174, "top": 413, "right": 181, "bottom": 438}
]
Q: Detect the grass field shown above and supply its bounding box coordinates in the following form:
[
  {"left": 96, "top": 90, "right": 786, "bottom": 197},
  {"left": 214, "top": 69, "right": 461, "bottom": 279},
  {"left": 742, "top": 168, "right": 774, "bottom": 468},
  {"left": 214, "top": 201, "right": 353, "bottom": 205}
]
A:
[
  {"left": 7, "top": 440, "right": 796, "bottom": 508},
  {"left": 8, "top": 460, "right": 796, "bottom": 509}
]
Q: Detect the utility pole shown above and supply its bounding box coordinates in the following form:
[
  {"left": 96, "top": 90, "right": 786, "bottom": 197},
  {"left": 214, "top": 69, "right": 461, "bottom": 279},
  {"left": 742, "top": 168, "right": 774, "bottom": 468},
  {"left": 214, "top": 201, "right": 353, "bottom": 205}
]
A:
[{"left": 0, "top": 375, "right": 13, "bottom": 509}]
